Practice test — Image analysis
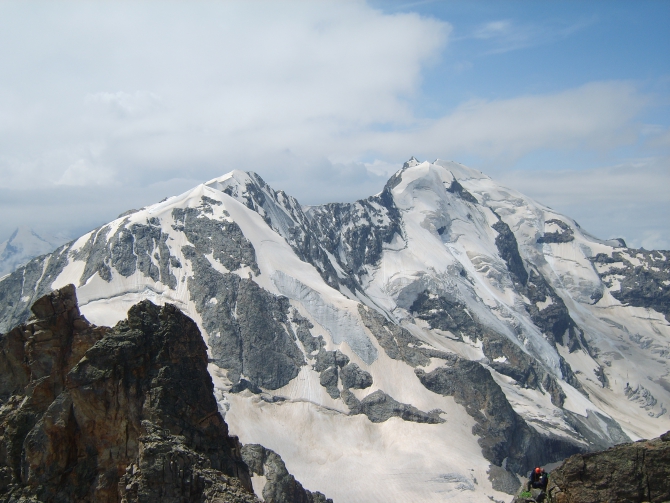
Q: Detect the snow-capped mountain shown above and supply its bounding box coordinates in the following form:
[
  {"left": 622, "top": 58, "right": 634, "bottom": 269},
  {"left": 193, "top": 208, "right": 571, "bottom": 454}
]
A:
[
  {"left": 1, "top": 158, "right": 668, "bottom": 502},
  {"left": 0, "top": 226, "right": 68, "bottom": 278}
]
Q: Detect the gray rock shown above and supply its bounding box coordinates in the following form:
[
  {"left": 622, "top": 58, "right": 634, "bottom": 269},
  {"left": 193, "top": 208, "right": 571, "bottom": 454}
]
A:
[
  {"left": 291, "top": 311, "right": 325, "bottom": 356},
  {"left": 592, "top": 248, "right": 670, "bottom": 322},
  {"left": 490, "top": 214, "right": 588, "bottom": 355},
  {"left": 358, "top": 304, "right": 435, "bottom": 367},
  {"left": 312, "top": 348, "right": 350, "bottom": 397},
  {"left": 214, "top": 169, "right": 406, "bottom": 298},
  {"left": 313, "top": 348, "right": 349, "bottom": 372},
  {"left": 416, "top": 358, "right": 584, "bottom": 474},
  {"left": 343, "top": 389, "right": 444, "bottom": 424},
  {"left": 340, "top": 362, "right": 373, "bottom": 390},
  {"left": 230, "top": 379, "right": 262, "bottom": 394},
  {"left": 0, "top": 243, "right": 73, "bottom": 333},
  {"left": 524, "top": 271, "right": 586, "bottom": 354},
  {"left": 488, "top": 464, "right": 521, "bottom": 495},
  {"left": 409, "top": 289, "right": 574, "bottom": 403},
  {"left": 172, "top": 205, "right": 260, "bottom": 276},
  {"left": 241, "top": 444, "right": 333, "bottom": 503},
  {"left": 491, "top": 217, "right": 528, "bottom": 286},
  {"left": 74, "top": 218, "right": 179, "bottom": 290},
  {"left": 319, "top": 366, "right": 340, "bottom": 399},
  {"left": 186, "top": 256, "right": 304, "bottom": 389},
  {"left": 447, "top": 178, "right": 479, "bottom": 204},
  {"left": 537, "top": 219, "right": 575, "bottom": 244}
]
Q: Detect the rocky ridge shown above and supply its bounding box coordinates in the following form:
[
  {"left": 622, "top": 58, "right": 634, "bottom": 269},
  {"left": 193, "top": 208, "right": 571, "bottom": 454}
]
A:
[{"left": 512, "top": 430, "right": 670, "bottom": 503}]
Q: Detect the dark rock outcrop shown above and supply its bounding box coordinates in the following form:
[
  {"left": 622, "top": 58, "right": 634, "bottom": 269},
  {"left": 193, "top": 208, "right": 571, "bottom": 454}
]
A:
[
  {"left": 593, "top": 249, "right": 670, "bottom": 322},
  {"left": 77, "top": 217, "right": 180, "bottom": 289},
  {"left": 415, "top": 358, "right": 584, "bottom": 475},
  {"left": 447, "top": 179, "right": 479, "bottom": 204},
  {"left": 492, "top": 218, "right": 528, "bottom": 286},
  {"left": 0, "top": 285, "right": 257, "bottom": 503},
  {"left": 409, "top": 289, "right": 578, "bottom": 404},
  {"left": 241, "top": 444, "right": 332, "bottom": 503},
  {"left": 184, "top": 248, "right": 304, "bottom": 390},
  {"left": 358, "top": 304, "right": 453, "bottom": 368},
  {"left": 340, "top": 363, "right": 373, "bottom": 390},
  {"left": 490, "top": 215, "right": 587, "bottom": 355},
  {"left": 537, "top": 219, "right": 575, "bottom": 244},
  {"left": 543, "top": 430, "right": 670, "bottom": 503},
  {"left": 341, "top": 389, "right": 444, "bottom": 424}
]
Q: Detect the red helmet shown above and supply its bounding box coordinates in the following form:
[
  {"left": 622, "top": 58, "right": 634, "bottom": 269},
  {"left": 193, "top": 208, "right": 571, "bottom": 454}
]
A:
[{"left": 535, "top": 467, "right": 541, "bottom": 474}]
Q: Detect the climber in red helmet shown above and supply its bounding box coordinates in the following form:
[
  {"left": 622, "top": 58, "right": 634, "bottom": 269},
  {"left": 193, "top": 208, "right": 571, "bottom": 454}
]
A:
[{"left": 527, "top": 466, "right": 548, "bottom": 492}]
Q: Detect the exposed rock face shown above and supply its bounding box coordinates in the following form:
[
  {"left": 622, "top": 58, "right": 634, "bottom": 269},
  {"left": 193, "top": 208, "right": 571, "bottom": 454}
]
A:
[
  {"left": 490, "top": 217, "right": 587, "bottom": 355},
  {"left": 447, "top": 178, "right": 479, "bottom": 204},
  {"left": 77, "top": 217, "right": 180, "bottom": 288},
  {"left": 537, "top": 219, "right": 575, "bottom": 244},
  {"left": 358, "top": 304, "right": 452, "bottom": 368},
  {"left": 181, "top": 223, "right": 304, "bottom": 389},
  {"left": 415, "top": 358, "right": 583, "bottom": 474},
  {"left": 409, "top": 289, "right": 576, "bottom": 406},
  {"left": 342, "top": 389, "right": 444, "bottom": 424},
  {"left": 593, "top": 249, "right": 670, "bottom": 322},
  {"left": 545, "top": 430, "right": 670, "bottom": 503},
  {"left": 210, "top": 170, "right": 403, "bottom": 296},
  {"left": 241, "top": 444, "right": 332, "bottom": 503},
  {"left": 0, "top": 285, "right": 257, "bottom": 503},
  {"left": 0, "top": 244, "right": 72, "bottom": 334},
  {"left": 492, "top": 218, "right": 528, "bottom": 286}
]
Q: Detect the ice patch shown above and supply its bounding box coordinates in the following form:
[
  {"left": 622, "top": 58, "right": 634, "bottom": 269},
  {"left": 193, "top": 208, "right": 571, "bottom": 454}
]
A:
[{"left": 271, "top": 271, "right": 378, "bottom": 364}]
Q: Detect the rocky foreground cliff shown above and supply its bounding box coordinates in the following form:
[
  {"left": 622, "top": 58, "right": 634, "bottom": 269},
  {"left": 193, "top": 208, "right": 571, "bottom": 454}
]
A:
[
  {"left": 0, "top": 285, "right": 330, "bottom": 503},
  {"left": 546, "top": 430, "right": 670, "bottom": 503},
  {"left": 512, "top": 430, "right": 670, "bottom": 503}
]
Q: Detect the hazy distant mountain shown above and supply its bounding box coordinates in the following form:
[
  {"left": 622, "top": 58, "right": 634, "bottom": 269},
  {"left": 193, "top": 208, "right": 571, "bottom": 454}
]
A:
[
  {"left": 0, "top": 158, "right": 668, "bottom": 502},
  {"left": 0, "top": 226, "right": 69, "bottom": 277}
]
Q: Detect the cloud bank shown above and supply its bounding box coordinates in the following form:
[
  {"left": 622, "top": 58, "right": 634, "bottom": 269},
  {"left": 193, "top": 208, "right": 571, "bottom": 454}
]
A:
[{"left": 0, "top": 1, "right": 667, "bottom": 249}]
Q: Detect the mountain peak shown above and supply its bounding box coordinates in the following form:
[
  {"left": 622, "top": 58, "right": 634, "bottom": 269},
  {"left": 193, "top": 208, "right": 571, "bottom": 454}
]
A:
[{"left": 402, "top": 156, "right": 421, "bottom": 169}]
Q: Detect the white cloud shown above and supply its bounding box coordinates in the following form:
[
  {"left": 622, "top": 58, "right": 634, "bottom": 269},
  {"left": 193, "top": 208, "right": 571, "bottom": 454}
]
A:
[
  {"left": 473, "top": 20, "right": 513, "bottom": 40},
  {"left": 85, "top": 91, "right": 162, "bottom": 118},
  {"left": 353, "top": 81, "right": 648, "bottom": 162},
  {"left": 466, "top": 16, "right": 595, "bottom": 54},
  {"left": 56, "top": 159, "right": 116, "bottom": 187},
  {"left": 0, "top": 1, "right": 449, "bottom": 192}
]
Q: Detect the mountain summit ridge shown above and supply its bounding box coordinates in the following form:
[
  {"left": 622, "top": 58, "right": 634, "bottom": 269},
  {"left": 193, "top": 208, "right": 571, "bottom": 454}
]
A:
[{"left": 0, "top": 158, "right": 668, "bottom": 502}]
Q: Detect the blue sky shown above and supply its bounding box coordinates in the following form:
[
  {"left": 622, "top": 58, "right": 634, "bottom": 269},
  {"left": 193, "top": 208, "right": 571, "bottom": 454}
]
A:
[{"left": 0, "top": 0, "right": 668, "bottom": 248}]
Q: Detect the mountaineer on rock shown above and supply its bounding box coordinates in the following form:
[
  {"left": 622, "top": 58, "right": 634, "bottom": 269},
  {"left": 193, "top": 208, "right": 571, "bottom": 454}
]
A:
[{"left": 527, "top": 467, "right": 548, "bottom": 492}]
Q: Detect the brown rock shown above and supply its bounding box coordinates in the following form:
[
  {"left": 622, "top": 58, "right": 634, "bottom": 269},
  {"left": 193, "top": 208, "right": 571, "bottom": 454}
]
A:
[
  {"left": 547, "top": 431, "right": 670, "bottom": 503},
  {"left": 0, "top": 285, "right": 258, "bottom": 503}
]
